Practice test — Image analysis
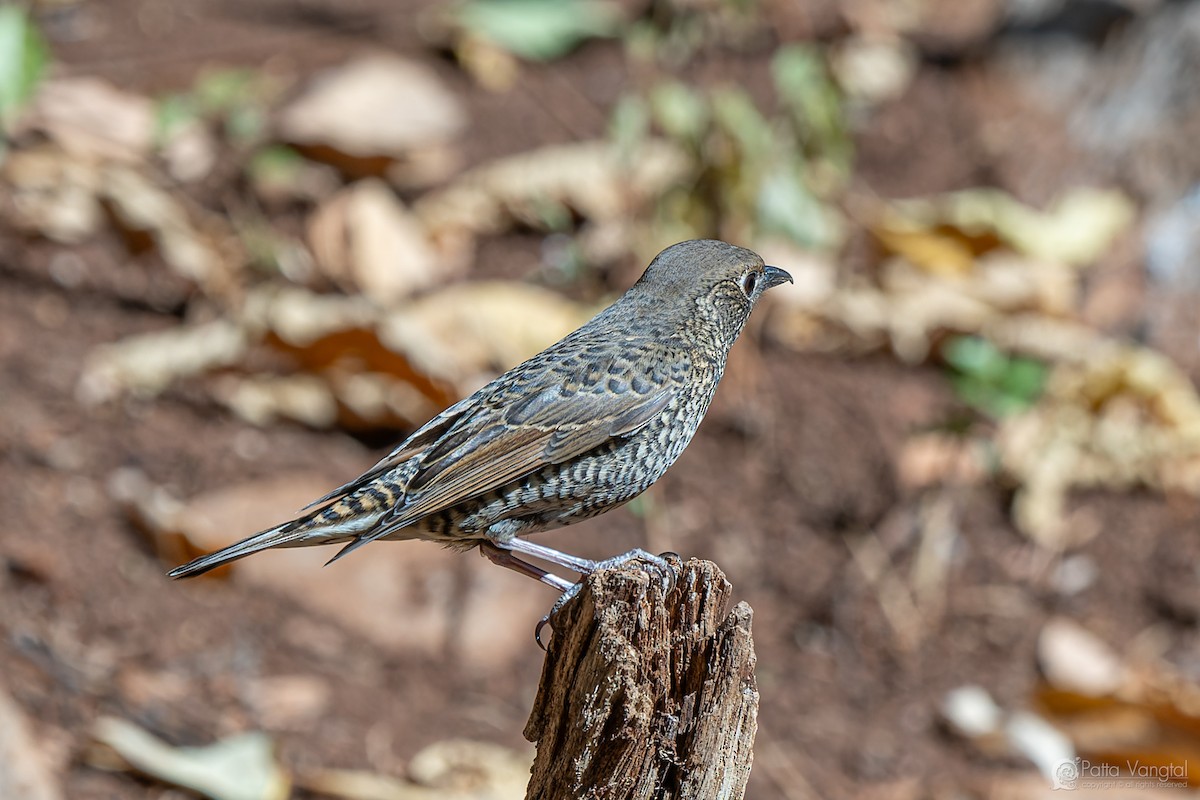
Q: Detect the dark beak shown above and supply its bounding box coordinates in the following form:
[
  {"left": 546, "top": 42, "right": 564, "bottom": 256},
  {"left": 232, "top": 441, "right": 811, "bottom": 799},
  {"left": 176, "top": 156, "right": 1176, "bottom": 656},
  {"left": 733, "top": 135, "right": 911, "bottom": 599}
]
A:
[{"left": 763, "top": 265, "right": 793, "bottom": 289}]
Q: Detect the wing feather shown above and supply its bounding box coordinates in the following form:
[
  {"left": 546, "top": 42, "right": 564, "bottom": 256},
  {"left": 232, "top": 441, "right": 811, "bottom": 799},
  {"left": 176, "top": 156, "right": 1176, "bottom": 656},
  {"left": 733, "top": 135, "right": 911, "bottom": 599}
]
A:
[
  {"left": 385, "top": 348, "right": 681, "bottom": 530},
  {"left": 301, "top": 395, "right": 474, "bottom": 509}
]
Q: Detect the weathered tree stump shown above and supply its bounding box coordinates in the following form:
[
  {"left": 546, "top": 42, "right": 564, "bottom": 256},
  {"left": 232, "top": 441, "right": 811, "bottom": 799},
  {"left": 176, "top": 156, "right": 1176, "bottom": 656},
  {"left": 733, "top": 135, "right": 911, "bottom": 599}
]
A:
[{"left": 524, "top": 559, "right": 758, "bottom": 800}]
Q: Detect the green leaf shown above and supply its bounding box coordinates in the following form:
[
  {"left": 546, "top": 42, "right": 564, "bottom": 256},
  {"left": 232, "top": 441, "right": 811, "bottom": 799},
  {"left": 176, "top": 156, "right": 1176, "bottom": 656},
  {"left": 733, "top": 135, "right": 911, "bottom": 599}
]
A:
[
  {"left": 998, "top": 357, "right": 1046, "bottom": 404},
  {"left": 649, "top": 81, "right": 708, "bottom": 144},
  {"left": 155, "top": 94, "right": 199, "bottom": 143},
  {"left": 454, "top": 0, "right": 621, "bottom": 61},
  {"left": 771, "top": 44, "right": 851, "bottom": 176},
  {"left": 248, "top": 145, "right": 304, "bottom": 184},
  {"left": 608, "top": 92, "right": 649, "bottom": 161},
  {"left": 943, "top": 336, "right": 1047, "bottom": 417},
  {"left": 943, "top": 335, "right": 1006, "bottom": 381},
  {"left": 226, "top": 105, "right": 266, "bottom": 144},
  {"left": 0, "top": 6, "right": 49, "bottom": 127},
  {"left": 194, "top": 68, "right": 258, "bottom": 115},
  {"left": 756, "top": 167, "right": 838, "bottom": 249},
  {"left": 710, "top": 87, "right": 772, "bottom": 156}
]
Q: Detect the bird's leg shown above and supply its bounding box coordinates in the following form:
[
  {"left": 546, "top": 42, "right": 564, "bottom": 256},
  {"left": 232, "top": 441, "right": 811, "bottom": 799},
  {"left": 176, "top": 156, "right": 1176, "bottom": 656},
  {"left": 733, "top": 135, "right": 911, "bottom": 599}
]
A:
[
  {"left": 491, "top": 537, "right": 681, "bottom": 650},
  {"left": 498, "top": 537, "right": 678, "bottom": 592},
  {"left": 479, "top": 541, "right": 574, "bottom": 592}
]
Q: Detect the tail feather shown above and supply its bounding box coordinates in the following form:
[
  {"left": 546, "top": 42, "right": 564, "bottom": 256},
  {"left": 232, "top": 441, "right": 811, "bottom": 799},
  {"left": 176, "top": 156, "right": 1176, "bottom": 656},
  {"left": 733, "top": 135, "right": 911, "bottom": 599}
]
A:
[{"left": 167, "top": 517, "right": 346, "bottom": 579}]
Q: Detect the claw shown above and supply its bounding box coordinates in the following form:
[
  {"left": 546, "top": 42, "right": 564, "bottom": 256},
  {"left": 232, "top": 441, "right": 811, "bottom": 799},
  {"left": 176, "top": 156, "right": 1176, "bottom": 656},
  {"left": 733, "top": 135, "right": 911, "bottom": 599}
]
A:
[
  {"left": 658, "top": 551, "right": 682, "bottom": 594},
  {"left": 535, "top": 580, "right": 584, "bottom": 650},
  {"left": 590, "top": 548, "right": 679, "bottom": 597},
  {"left": 531, "top": 549, "right": 685, "bottom": 650}
]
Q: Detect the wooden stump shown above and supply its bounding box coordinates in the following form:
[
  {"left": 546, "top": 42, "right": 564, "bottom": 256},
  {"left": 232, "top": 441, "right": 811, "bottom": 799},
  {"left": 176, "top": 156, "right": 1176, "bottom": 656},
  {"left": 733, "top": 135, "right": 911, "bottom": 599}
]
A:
[{"left": 524, "top": 559, "right": 758, "bottom": 800}]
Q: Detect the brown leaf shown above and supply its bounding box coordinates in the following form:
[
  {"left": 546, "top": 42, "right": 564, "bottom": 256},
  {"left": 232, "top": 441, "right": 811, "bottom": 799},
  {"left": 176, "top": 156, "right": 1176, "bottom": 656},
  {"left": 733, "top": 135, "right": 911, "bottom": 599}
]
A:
[
  {"left": 308, "top": 179, "right": 455, "bottom": 306},
  {"left": 0, "top": 685, "right": 63, "bottom": 800},
  {"left": 278, "top": 55, "right": 467, "bottom": 159}
]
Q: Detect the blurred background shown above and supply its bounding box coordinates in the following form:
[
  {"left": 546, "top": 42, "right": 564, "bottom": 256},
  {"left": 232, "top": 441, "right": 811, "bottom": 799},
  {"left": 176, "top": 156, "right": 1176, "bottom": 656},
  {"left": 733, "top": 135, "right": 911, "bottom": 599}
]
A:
[{"left": 3, "top": 0, "right": 1200, "bottom": 797}]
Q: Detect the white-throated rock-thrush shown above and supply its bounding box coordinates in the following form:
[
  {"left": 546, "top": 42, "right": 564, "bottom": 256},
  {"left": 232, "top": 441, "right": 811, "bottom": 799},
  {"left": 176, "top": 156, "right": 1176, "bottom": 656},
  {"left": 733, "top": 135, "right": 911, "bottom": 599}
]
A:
[{"left": 170, "top": 240, "right": 792, "bottom": 605}]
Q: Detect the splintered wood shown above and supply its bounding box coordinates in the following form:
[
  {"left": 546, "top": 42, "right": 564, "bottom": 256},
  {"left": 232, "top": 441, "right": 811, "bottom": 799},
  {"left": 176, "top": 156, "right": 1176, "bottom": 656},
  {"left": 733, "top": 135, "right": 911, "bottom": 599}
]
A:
[{"left": 524, "top": 560, "right": 758, "bottom": 800}]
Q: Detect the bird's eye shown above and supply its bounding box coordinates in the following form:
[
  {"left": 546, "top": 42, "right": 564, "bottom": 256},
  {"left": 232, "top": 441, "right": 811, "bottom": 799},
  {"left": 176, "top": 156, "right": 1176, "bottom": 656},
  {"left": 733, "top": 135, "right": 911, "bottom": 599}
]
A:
[{"left": 739, "top": 271, "right": 758, "bottom": 297}]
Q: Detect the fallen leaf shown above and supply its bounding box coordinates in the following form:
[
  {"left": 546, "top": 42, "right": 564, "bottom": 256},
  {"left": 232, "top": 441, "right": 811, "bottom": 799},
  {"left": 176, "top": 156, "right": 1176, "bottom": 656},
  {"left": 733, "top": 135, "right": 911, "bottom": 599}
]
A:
[
  {"left": 408, "top": 739, "right": 533, "bottom": 794},
  {"left": 938, "top": 684, "right": 1075, "bottom": 782},
  {"left": 78, "top": 318, "right": 247, "bottom": 405},
  {"left": 24, "top": 77, "right": 156, "bottom": 161},
  {"left": 89, "top": 717, "right": 288, "bottom": 800},
  {"left": 380, "top": 281, "right": 592, "bottom": 392},
  {"left": 2, "top": 144, "right": 103, "bottom": 243},
  {"left": 161, "top": 120, "right": 218, "bottom": 183},
  {"left": 896, "top": 434, "right": 989, "bottom": 489},
  {"left": 0, "top": 5, "right": 49, "bottom": 128},
  {"left": 308, "top": 179, "right": 452, "bottom": 306},
  {"left": 99, "top": 163, "right": 232, "bottom": 293},
  {"left": 0, "top": 684, "right": 62, "bottom": 800},
  {"left": 450, "top": 0, "right": 621, "bottom": 62},
  {"left": 299, "top": 769, "right": 435, "bottom": 800},
  {"left": 1005, "top": 712, "right": 1076, "bottom": 786},
  {"left": 1039, "top": 618, "right": 1126, "bottom": 697},
  {"left": 299, "top": 739, "right": 532, "bottom": 800},
  {"left": 450, "top": 35, "right": 521, "bottom": 92},
  {"left": 215, "top": 373, "right": 340, "bottom": 429},
  {"left": 884, "top": 188, "right": 1134, "bottom": 269},
  {"left": 279, "top": 55, "right": 467, "bottom": 159},
  {"left": 997, "top": 345, "right": 1200, "bottom": 543},
  {"left": 414, "top": 139, "right": 689, "bottom": 245},
  {"left": 831, "top": 35, "right": 917, "bottom": 104},
  {"left": 941, "top": 685, "right": 1003, "bottom": 740}
]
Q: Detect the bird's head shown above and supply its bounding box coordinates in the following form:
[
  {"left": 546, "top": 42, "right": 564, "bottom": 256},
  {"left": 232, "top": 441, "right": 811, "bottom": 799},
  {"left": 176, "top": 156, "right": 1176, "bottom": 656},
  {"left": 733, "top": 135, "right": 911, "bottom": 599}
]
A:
[{"left": 627, "top": 239, "right": 793, "bottom": 344}]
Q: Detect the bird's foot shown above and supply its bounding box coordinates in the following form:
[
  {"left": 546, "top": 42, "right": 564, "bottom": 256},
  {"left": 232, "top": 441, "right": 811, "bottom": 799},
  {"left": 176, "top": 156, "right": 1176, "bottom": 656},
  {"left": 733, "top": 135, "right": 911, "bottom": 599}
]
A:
[
  {"left": 535, "top": 582, "right": 584, "bottom": 650},
  {"left": 591, "top": 548, "right": 680, "bottom": 595},
  {"left": 534, "top": 549, "right": 683, "bottom": 650}
]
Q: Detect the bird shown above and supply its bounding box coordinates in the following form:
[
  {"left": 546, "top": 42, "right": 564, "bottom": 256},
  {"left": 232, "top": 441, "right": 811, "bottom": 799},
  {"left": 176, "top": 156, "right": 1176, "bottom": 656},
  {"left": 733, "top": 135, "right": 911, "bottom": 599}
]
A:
[{"left": 169, "top": 239, "right": 792, "bottom": 611}]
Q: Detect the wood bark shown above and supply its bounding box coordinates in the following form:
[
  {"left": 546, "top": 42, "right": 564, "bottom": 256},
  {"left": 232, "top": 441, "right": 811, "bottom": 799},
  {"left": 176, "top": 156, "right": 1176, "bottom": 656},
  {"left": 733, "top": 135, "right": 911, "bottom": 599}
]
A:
[{"left": 524, "top": 559, "right": 758, "bottom": 800}]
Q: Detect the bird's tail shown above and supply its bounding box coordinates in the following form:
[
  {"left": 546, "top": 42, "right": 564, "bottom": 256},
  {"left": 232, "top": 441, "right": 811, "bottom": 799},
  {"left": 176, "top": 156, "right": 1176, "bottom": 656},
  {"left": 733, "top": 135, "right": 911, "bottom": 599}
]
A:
[{"left": 167, "top": 512, "right": 352, "bottom": 579}]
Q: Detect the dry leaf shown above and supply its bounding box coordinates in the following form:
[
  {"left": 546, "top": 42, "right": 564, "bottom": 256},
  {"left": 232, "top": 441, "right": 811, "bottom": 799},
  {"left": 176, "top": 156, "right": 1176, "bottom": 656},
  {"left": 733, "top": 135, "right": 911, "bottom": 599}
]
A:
[
  {"left": 765, "top": 247, "right": 1086, "bottom": 363},
  {"left": 415, "top": 139, "right": 690, "bottom": 239},
  {"left": 242, "top": 285, "right": 379, "bottom": 346},
  {"left": 896, "top": 433, "right": 989, "bottom": 489},
  {"left": 831, "top": 35, "right": 917, "bottom": 104},
  {"left": 279, "top": 55, "right": 467, "bottom": 159},
  {"left": 162, "top": 121, "right": 219, "bottom": 183},
  {"left": 0, "top": 685, "right": 62, "bottom": 800},
  {"left": 78, "top": 318, "right": 247, "bottom": 405},
  {"left": 938, "top": 685, "right": 1075, "bottom": 783},
  {"left": 215, "top": 373, "right": 340, "bottom": 428},
  {"left": 299, "top": 739, "right": 531, "bottom": 800},
  {"left": 23, "top": 77, "right": 155, "bottom": 162},
  {"left": 883, "top": 188, "right": 1135, "bottom": 268},
  {"left": 1039, "top": 618, "right": 1126, "bottom": 697},
  {"left": 380, "top": 281, "right": 592, "bottom": 392},
  {"left": 997, "top": 345, "right": 1200, "bottom": 543},
  {"left": 308, "top": 179, "right": 452, "bottom": 305},
  {"left": 407, "top": 739, "right": 532, "bottom": 795},
  {"left": 89, "top": 717, "right": 288, "bottom": 800},
  {"left": 1034, "top": 619, "right": 1200, "bottom": 788},
  {"left": 99, "top": 163, "right": 232, "bottom": 292},
  {"left": 2, "top": 144, "right": 103, "bottom": 243}
]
